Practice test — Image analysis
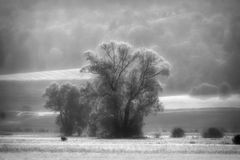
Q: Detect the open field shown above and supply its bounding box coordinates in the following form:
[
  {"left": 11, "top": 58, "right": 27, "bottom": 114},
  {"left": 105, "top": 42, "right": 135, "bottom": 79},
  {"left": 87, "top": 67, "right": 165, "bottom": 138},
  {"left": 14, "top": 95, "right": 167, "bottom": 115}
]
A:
[{"left": 1, "top": 135, "right": 240, "bottom": 160}]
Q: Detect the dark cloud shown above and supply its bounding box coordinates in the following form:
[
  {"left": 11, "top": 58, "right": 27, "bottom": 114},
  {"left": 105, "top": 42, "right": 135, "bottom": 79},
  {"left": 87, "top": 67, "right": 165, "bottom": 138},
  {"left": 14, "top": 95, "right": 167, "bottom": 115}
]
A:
[{"left": 0, "top": 0, "right": 240, "bottom": 93}]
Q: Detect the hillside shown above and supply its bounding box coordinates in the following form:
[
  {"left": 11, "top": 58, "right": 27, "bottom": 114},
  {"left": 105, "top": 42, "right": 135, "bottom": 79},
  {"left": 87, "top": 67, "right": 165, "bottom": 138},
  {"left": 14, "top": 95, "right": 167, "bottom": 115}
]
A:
[
  {"left": 0, "top": 80, "right": 88, "bottom": 111},
  {"left": 1, "top": 108, "right": 240, "bottom": 134},
  {"left": 144, "top": 108, "right": 240, "bottom": 133},
  {"left": 1, "top": 70, "right": 240, "bottom": 134},
  {"left": 1, "top": 69, "right": 239, "bottom": 111}
]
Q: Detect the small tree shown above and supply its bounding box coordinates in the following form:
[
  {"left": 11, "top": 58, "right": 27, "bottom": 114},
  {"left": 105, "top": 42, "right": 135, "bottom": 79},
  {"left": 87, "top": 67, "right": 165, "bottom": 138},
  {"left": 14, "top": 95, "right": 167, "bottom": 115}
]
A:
[
  {"left": 43, "top": 83, "right": 88, "bottom": 136},
  {"left": 82, "top": 41, "right": 170, "bottom": 138}
]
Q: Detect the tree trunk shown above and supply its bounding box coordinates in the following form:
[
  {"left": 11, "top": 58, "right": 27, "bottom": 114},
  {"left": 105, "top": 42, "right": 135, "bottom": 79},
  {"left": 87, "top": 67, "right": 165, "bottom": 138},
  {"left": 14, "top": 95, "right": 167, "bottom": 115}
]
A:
[{"left": 123, "top": 99, "right": 131, "bottom": 133}]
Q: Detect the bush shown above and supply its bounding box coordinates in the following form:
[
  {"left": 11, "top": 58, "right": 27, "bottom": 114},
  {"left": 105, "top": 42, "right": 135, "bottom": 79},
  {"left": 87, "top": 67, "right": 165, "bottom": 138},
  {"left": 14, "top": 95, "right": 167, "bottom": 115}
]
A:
[
  {"left": 171, "top": 127, "right": 185, "bottom": 138},
  {"left": 61, "top": 136, "right": 67, "bottom": 141},
  {"left": 232, "top": 135, "right": 240, "bottom": 145},
  {"left": 202, "top": 127, "right": 224, "bottom": 138}
]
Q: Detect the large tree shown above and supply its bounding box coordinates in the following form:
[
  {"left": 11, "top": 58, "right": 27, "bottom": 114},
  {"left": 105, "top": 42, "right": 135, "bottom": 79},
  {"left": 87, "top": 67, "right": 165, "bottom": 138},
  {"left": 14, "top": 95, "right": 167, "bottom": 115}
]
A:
[
  {"left": 43, "top": 83, "right": 89, "bottom": 136},
  {"left": 82, "top": 41, "right": 170, "bottom": 138}
]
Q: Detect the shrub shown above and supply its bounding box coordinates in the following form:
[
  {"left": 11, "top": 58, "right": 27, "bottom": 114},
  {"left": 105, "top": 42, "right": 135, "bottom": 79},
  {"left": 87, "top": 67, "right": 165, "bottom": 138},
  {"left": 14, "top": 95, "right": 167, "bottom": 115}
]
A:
[
  {"left": 202, "top": 127, "right": 224, "bottom": 138},
  {"left": 232, "top": 135, "right": 240, "bottom": 145},
  {"left": 61, "top": 136, "right": 67, "bottom": 141},
  {"left": 171, "top": 127, "right": 185, "bottom": 138}
]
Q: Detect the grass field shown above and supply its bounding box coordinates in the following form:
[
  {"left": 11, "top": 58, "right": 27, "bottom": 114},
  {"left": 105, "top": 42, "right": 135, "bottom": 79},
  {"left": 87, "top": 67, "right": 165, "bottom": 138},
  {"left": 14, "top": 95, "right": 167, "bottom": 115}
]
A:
[{"left": 1, "top": 134, "right": 240, "bottom": 160}]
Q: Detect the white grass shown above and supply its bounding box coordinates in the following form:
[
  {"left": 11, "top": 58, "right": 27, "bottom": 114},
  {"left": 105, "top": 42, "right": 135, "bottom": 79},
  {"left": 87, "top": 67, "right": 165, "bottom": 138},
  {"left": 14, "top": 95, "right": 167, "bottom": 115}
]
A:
[
  {"left": 0, "top": 135, "right": 239, "bottom": 154},
  {"left": 1, "top": 135, "right": 240, "bottom": 160},
  {"left": 1, "top": 152, "right": 240, "bottom": 160}
]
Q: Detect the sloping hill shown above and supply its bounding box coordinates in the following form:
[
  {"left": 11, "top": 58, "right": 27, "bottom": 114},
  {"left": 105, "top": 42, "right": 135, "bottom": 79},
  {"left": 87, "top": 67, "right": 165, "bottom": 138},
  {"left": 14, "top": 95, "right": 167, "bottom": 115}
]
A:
[
  {"left": 144, "top": 108, "right": 240, "bottom": 133},
  {"left": 1, "top": 69, "right": 240, "bottom": 134},
  {"left": 0, "top": 69, "right": 94, "bottom": 111},
  {"left": 0, "top": 111, "right": 58, "bottom": 132},
  {"left": 160, "top": 94, "right": 240, "bottom": 110},
  {"left": 1, "top": 108, "right": 240, "bottom": 134},
  {"left": 0, "top": 69, "right": 92, "bottom": 81}
]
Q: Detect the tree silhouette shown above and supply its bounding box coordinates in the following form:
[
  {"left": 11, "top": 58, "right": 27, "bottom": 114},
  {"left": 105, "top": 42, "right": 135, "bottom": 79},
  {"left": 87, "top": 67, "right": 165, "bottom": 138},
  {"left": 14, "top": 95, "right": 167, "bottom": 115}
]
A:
[
  {"left": 82, "top": 41, "right": 170, "bottom": 138},
  {"left": 43, "top": 83, "right": 89, "bottom": 136}
]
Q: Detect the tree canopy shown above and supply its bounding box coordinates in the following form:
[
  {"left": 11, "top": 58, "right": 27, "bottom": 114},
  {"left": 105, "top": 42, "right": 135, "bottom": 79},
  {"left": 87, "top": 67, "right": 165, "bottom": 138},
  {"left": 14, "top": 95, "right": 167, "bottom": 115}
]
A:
[
  {"left": 43, "top": 83, "right": 89, "bottom": 136},
  {"left": 82, "top": 41, "right": 170, "bottom": 138}
]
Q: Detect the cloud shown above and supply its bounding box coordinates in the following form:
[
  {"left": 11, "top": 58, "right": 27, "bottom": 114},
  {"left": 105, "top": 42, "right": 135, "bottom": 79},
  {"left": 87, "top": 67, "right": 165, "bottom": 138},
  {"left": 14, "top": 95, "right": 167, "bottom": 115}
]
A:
[
  {"left": 0, "top": 0, "right": 240, "bottom": 93},
  {"left": 190, "top": 83, "right": 219, "bottom": 97}
]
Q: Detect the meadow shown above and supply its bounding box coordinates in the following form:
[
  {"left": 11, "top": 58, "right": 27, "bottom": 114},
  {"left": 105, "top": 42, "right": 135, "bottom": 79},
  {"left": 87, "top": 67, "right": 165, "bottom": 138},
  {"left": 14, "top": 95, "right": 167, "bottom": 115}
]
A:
[{"left": 1, "top": 134, "right": 240, "bottom": 160}]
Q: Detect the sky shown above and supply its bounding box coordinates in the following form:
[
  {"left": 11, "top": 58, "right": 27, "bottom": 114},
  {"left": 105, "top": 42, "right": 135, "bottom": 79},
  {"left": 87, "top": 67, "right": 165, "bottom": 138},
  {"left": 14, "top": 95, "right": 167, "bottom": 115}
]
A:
[{"left": 0, "top": 0, "right": 240, "bottom": 93}]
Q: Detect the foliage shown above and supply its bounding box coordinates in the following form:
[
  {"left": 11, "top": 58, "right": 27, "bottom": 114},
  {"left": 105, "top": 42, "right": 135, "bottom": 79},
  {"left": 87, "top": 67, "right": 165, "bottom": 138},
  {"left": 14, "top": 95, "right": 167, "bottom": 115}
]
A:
[
  {"left": 82, "top": 41, "right": 170, "bottom": 138},
  {"left": 171, "top": 127, "right": 185, "bottom": 138},
  {"left": 43, "top": 83, "right": 90, "bottom": 136},
  {"left": 202, "top": 127, "right": 224, "bottom": 138},
  {"left": 232, "top": 135, "right": 240, "bottom": 145},
  {"left": 87, "top": 112, "right": 98, "bottom": 137},
  {"left": 74, "top": 84, "right": 93, "bottom": 135}
]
